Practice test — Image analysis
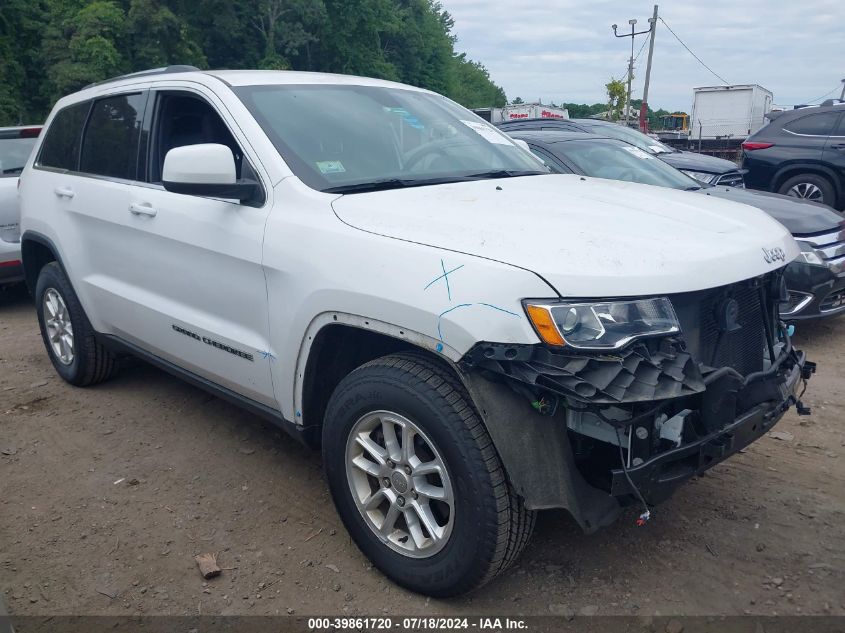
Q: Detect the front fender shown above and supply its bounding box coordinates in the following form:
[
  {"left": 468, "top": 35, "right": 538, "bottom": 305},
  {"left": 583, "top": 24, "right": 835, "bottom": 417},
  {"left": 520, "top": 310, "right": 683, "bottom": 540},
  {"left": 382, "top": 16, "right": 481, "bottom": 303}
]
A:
[{"left": 263, "top": 177, "right": 557, "bottom": 422}]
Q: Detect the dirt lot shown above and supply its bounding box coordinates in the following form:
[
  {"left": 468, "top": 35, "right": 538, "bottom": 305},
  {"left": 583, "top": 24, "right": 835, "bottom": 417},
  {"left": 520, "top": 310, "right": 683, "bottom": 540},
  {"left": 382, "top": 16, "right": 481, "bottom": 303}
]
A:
[{"left": 1, "top": 286, "right": 843, "bottom": 618}]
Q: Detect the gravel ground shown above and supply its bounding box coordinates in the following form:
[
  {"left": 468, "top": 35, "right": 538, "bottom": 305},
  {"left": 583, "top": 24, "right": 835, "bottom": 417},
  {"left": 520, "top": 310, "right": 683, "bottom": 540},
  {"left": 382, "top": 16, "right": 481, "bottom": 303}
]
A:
[{"left": 1, "top": 286, "right": 843, "bottom": 617}]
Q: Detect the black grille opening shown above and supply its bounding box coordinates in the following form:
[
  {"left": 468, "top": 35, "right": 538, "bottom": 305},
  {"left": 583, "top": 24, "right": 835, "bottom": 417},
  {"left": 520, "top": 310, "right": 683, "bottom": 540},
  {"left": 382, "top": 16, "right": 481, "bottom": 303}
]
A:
[{"left": 671, "top": 278, "right": 768, "bottom": 377}]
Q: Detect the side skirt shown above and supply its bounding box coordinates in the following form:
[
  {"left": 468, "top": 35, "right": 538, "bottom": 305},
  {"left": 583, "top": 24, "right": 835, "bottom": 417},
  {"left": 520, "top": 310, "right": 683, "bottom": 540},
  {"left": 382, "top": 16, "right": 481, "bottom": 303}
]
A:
[{"left": 97, "top": 333, "right": 313, "bottom": 448}]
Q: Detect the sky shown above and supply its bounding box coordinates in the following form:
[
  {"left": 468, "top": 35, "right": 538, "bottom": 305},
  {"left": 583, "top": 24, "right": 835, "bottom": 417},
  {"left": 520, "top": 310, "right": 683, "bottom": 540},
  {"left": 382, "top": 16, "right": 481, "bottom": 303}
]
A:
[{"left": 442, "top": 0, "right": 845, "bottom": 112}]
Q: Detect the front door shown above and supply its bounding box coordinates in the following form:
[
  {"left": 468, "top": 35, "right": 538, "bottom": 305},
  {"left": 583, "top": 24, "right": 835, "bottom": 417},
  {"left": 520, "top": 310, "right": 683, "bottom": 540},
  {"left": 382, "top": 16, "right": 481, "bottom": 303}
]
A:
[{"left": 113, "top": 88, "right": 275, "bottom": 406}]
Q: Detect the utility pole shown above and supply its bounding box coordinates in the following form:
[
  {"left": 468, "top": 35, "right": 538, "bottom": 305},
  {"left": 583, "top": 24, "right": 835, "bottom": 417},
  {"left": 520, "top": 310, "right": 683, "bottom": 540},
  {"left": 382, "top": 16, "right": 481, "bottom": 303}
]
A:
[
  {"left": 613, "top": 16, "right": 654, "bottom": 127},
  {"left": 840, "top": 78, "right": 845, "bottom": 101},
  {"left": 640, "top": 5, "right": 659, "bottom": 133}
]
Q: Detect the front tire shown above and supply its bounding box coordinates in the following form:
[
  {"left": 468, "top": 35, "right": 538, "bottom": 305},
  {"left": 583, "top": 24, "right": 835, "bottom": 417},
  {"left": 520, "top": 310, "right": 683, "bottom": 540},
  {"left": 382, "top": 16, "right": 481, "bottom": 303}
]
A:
[
  {"left": 322, "top": 352, "right": 534, "bottom": 597},
  {"left": 35, "top": 262, "right": 116, "bottom": 386}
]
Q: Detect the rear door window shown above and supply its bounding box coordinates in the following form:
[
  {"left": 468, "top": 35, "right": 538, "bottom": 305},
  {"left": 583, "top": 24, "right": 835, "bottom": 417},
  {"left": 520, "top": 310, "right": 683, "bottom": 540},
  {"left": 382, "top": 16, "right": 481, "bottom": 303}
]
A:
[
  {"left": 783, "top": 112, "right": 838, "bottom": 137},
  {"left": 80, "top": 93, "right": 147, "bottom": 180},
  {"left": 37, "top": 102, "right": 91, "bottom": 171}
]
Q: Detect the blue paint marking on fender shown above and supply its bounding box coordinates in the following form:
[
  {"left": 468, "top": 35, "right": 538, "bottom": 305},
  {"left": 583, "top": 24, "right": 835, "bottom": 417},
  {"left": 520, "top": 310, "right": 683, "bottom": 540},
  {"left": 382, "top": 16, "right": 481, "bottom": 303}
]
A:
[
  {"left": 424, "top": 259, "right": 465, "bottom": 301},
  {"left": 257, "top": 350, "right": 277, "bottom": 361},
  {"left": 436, "top": 303, "right": 521, "bottom": 342}
]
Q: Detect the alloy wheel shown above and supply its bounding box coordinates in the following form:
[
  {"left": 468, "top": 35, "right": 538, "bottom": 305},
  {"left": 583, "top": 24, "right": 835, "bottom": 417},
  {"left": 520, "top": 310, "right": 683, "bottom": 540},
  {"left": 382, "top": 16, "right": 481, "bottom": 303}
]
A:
[
  {"left": 345, "top": 410, "right": 454, "bottom": 558},
  {"left": 787, "top": 182, "right": 823, "bottom": 202},
  {"left": 43, "top": 288, "right": 74, "bottom": 365}
]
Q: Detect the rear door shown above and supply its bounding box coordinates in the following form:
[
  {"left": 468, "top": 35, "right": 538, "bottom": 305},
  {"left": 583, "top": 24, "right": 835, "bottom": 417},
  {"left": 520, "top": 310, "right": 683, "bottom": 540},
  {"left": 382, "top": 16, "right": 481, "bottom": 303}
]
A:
[{"left": 67, "top": 90, "right": 151, "bottom": 320}]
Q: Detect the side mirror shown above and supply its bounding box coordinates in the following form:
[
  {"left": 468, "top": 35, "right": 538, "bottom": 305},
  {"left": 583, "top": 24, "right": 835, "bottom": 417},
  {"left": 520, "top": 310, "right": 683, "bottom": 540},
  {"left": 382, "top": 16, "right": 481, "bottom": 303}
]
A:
[{"left": 162, "top": 143, "right": 259, "bottom": 203}]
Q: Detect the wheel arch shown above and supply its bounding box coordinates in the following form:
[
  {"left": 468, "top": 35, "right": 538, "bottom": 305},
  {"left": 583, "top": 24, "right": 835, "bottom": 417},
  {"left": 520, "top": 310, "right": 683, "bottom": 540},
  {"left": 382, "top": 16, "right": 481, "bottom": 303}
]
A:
[
  {"left": 20, "top": 231, "right": 66, "bottom": 295},
  {"left": 296, "top": 313, "right": 463, "bottom": 447},
  {"left": 772, "top": 163, "right": 842, "bottom": 204}
]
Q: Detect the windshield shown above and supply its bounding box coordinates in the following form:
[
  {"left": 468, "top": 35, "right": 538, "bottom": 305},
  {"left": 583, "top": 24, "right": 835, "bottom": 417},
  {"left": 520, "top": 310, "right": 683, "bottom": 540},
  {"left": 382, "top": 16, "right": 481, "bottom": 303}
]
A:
[
  {"left": 0, "top": 137, "right": 38, "bottom": 177},
  {"left": 235, "top": 84, "right": 547, "bottom": 193},
  {"left": 557, "top": 138, "right": 701, "bottom": 190},
  {"left": 588, "top": 124, "right": 675, "bottom": 155}
]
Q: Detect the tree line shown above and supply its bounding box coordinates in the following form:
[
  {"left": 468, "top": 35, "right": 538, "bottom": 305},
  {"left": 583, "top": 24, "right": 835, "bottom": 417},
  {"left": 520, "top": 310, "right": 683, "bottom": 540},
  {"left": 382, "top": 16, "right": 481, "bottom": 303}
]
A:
[{"left": 0, "top": 0, "right": 508, "bottom": 125}]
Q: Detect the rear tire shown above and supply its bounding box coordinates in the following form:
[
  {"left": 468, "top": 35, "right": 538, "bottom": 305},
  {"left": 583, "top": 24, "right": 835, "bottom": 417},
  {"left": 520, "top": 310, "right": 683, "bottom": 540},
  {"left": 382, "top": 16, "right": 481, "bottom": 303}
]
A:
[
  {"left": 322, "top": 352, "right": 534, "bottom": 597},
  {"left": 777, "top": 173, "right": 836, "bottom": 206},
  {"left": 35, "top": 262, "right": 116, "bottom": 386}
]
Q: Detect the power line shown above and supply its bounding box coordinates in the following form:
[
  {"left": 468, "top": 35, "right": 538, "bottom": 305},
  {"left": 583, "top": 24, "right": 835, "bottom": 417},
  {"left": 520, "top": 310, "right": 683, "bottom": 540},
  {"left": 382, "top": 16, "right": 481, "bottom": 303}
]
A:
[
  {"left": 634, "top": 36, "right": 648, "bottom": 62},
  {"left": 807, "top": 86, "right": 840, "bottom": 103},
  {"left": 615, "top": 38, "right": 648, "bottom": 83},
  {"left": 658, "top": 17, "right": 729, "bottom": 85}
]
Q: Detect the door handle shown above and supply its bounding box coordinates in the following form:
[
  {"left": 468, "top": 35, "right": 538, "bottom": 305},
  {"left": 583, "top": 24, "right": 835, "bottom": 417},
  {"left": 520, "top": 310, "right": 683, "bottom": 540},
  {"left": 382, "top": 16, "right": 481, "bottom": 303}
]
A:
[
  {"left": 830, "top": 143, "right": 845, "bottom": 150},
  {"left": 129, "top": 202, "right": 157, "bottom": 217},
  {"left": 54, "top": 187, "right": 75, "bottom": 199}
]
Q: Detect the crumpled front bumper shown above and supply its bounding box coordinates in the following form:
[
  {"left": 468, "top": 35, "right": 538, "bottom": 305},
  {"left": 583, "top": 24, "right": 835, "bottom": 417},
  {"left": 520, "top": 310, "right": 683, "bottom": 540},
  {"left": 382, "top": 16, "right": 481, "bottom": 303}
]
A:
[{"left": 610, "top": 349, "right": 812, "bottom": 502}]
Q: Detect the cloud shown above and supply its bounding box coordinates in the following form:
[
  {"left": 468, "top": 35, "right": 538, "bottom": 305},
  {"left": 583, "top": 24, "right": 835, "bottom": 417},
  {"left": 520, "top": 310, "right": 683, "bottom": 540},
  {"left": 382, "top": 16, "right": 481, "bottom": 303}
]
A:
[{"left": 443, "top": 0, "right": 845, "bottom": 110}]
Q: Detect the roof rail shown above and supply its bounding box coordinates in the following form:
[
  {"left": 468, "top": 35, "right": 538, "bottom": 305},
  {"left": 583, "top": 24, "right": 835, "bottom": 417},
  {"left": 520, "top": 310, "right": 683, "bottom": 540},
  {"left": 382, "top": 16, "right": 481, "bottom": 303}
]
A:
[
  {"left": 820, "top": 99, "right": 845, "bottom": 107},
  {"left": 83, "top": 65, "right": 201, "bottom": 89}
]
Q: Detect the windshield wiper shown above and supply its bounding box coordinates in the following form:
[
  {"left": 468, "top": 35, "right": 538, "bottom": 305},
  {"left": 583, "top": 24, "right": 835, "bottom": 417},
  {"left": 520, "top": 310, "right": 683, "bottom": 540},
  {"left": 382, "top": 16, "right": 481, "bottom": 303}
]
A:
[
  {"left": 323, "top": 171, "right": 547, "bottom": 194},
  {"left": 323, "top": 176, "right": 469, "bottom": 194},
  {"left": 684, "top": 185, "right": 702, "bottom": 191},
  {"left": 2, "top": 167, "right": 24, "bottom": 175},
  {"left": 463, "top": 169, "right": 547, "bottom": 179}
]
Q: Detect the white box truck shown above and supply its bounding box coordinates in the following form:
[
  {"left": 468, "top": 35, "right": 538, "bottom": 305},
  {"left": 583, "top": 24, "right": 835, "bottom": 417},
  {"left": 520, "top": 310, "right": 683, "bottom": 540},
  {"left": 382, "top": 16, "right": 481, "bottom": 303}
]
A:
[
  {"left": 690, "top": 85, "right": 773, "bottom": 140},
  {"left": 501, "top": 102, "right": 569, "bottom": 121}
]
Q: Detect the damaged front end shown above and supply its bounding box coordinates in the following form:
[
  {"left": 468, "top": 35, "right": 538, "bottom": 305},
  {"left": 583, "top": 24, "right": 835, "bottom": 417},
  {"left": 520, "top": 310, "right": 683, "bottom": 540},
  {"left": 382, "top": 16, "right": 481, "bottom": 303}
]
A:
[{"left": 461, "top": 271, "right": 815, "bottom": 514}]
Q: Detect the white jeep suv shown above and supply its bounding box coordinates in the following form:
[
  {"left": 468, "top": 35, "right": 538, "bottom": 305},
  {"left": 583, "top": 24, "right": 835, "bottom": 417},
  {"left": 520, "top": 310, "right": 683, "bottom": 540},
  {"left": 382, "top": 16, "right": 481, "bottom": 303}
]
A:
[{"left": 19, "top": 66, "right": 813, "bottom": 597}]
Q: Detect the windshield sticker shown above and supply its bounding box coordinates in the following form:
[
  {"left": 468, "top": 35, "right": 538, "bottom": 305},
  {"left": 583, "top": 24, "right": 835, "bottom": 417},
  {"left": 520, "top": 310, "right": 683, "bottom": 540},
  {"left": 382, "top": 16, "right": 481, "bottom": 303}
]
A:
[
  {"left": 316, "top": 160, "right": 346, "bottom": 174},
  {"left": 623, "top": 146, "right": 655, "bottom": 160},
  {"left": 385, "top": 107, "right": 425, "bottom": 130},
  {"left": 460, "top": 120, "right": 512, "bottom": 145}
]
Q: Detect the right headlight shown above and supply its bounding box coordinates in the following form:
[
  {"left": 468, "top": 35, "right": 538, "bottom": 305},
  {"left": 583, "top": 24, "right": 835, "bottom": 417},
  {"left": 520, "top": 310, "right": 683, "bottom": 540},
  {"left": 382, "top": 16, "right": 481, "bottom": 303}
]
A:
[{"left": 524, "top": 297, "right": 681, "bottom": 350}]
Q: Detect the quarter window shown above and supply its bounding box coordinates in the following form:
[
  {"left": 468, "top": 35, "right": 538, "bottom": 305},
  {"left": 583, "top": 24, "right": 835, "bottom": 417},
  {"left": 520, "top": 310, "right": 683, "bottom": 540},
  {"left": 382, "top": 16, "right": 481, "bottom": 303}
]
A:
[
  {"left": 783, "top": 112, "right": 837, "bottom": 137},
  {"left": 37, "top": 102, "right": 90, "bottom": 171},
  {"left": 80, "top": 93, "right": 146, "bottom": 180}
]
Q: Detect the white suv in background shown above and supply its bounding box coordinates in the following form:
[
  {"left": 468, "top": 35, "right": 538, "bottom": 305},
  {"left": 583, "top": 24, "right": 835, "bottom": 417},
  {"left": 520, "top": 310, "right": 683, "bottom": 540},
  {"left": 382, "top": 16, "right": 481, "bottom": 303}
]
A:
[
  {"left": 19, "top": 67, "right": 813, "bottom": 597},
  {"left": 0, "top": 125, "right": 41, "bottom": 286}
]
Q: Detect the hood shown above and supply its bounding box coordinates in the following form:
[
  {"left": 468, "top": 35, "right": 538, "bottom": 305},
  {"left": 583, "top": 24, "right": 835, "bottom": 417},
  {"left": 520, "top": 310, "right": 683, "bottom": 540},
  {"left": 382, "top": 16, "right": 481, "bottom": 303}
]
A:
[
  {"left": 332, "top": 175, "right": 798, "bottom": 297},
  {"left": 659, "top": 150, "right": 740, "bottom": 174},
  {"left": 699, "top": 186, "right": 843, "bottom": 235}
]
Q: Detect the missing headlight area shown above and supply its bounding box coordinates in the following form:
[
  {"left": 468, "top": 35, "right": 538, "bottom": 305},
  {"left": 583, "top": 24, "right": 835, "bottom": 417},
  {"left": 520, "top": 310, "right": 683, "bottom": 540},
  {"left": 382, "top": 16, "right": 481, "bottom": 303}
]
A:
[
  {"left": 463, "top": 337, "right": 706, "bottom": 404},
  {"left": 462, "top": 272, "right": 814, "bottom": 504}
]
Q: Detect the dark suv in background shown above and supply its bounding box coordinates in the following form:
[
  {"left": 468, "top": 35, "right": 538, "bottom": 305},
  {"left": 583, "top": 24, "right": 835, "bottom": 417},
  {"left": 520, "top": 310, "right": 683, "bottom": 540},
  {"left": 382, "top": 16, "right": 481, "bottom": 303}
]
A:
[
  {"left": 497, "top": 118, "right": 746, "bottom": 187},
  {"left": 742, "top": 101, "right": 845, "bottom": 210}
]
